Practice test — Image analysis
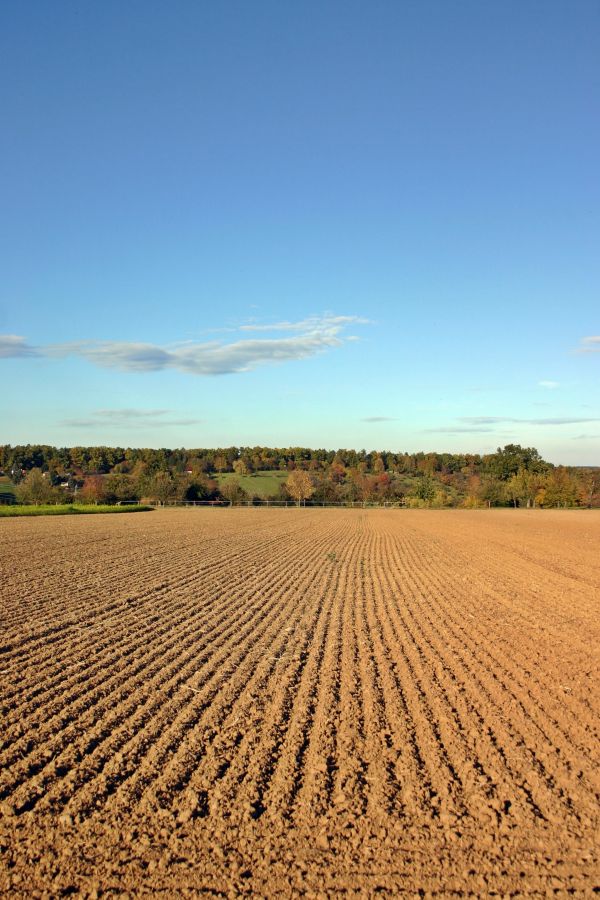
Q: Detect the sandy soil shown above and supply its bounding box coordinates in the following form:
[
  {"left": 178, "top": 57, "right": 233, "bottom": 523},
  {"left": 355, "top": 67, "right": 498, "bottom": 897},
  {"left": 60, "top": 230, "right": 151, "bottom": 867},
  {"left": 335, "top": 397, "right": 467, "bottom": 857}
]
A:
[{"left": 1, "top": 509, "right": 599, "bottom": 896}]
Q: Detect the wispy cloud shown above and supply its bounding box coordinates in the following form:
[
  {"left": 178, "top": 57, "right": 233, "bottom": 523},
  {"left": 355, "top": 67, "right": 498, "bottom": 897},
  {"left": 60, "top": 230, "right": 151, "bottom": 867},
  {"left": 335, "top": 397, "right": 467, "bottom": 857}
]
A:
[
  {"left": 426, "top": 415, "right": 600, "bottom": 434},
  {"left": 94, "top": 408, "right": 170, "bottom": 419},
  {"left": 538, "top": 380, "right": 559, "bottom": 389},
  {"left": 60, "top": 409, "right": 203, "bottom": 428},
  {"left": 59, "top": 419, "right": 99, "bottom": 428},
  {"left": 528, "top": 417, "right": 600, "bottom": 425},
  {"left": 458, "top": 416, "right": 505, "bottom": 425},
  {"left": 424, "top": 426, "right": 496, "bottom": 434},
  {"left": 49, "top": 341, "right": 173, "bottom": 372},
  {"left": 0, "top": 335, "right": 38, "bottom": 358},
  {"left": 239, "top": 315, "right": 369, "bottom": 333},
  {"left": 362, "top": 416, "right": 398, "bottom": 423},
  {"left": 459, "top": 415, "right": 600, "bottom": 426},
  {"left": 578, "top": 336, "right": 600, "bottom": 353},
  {"left": 0, "top": 315, "right": 366, "bottom": 376}
]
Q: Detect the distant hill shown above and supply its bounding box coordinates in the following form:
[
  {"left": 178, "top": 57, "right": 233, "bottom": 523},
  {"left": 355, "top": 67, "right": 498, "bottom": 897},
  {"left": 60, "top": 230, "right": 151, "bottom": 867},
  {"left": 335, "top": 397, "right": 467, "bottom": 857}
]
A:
[{"left": 1, "top": 443, "right": 598, "bottom": 508}]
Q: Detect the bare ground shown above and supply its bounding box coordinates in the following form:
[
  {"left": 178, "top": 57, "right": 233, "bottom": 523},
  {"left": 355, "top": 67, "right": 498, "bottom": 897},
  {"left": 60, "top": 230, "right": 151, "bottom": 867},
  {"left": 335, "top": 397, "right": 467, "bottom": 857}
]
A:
[{"left": 1, "top": 509, "right": 599, "bottom": 896}]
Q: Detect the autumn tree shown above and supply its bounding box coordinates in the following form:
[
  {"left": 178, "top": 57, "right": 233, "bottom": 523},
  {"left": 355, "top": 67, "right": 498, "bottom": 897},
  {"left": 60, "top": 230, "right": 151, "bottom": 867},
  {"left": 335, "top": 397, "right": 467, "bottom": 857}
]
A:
[
  {"left": 578, "top": 470, "right": 599, "bottom": 509},
  {"left": 505, "top": 469, "right": 545, "bottom": 508},
  {"left": 356, "top": 474, "right": 378, "bottom": 502},
  {"left": 464, "top": 475, "right": 482, "bottom": 507},
  {"left": 541, "top": 467, "right": 579, "bottom": 508},
  {"left": 373, "top": 473, "right": 394, "bottom": 500},
  {"left": 79, "top": 475, "right": 107, "bottom": 504},
  {"left": 286, "top": 470, "right": 314, "bottom": 505},
  {"left": 220, "top": 478, "right": 247, "bottom": 503},
  {"left": 329, "top": 462, "right": 346, "bottom": 484}
]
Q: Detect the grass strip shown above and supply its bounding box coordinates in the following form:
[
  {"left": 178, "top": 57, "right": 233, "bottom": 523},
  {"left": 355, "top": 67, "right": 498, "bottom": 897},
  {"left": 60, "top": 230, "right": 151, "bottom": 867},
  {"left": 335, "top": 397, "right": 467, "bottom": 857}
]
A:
[{"left": 0, "top": 505, "right": 153, "bottom": 517}]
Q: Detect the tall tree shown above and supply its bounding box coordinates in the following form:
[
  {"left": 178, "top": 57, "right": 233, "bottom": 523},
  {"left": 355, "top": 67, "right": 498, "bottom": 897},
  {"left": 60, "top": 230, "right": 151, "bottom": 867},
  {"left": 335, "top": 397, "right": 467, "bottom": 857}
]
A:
[
  {"left": 285, "top": 470, "right": 314, "bottom": 505},
  {"left": 486, "top": 444, "right": 548, "bottom": 480}
]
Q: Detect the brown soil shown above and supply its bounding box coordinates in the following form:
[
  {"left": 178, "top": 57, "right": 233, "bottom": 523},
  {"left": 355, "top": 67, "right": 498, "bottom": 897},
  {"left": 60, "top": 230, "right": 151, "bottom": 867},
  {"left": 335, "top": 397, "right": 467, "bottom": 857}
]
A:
[{"left": 1, "top": 509, "right": 598, "bottom": 896}]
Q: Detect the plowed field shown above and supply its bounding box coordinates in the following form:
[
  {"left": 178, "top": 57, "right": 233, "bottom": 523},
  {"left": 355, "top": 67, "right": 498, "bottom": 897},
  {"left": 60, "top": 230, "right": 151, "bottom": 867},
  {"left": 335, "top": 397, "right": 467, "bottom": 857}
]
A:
[{"left": 1, "top": 509, "right": 599, "bottom": 896}]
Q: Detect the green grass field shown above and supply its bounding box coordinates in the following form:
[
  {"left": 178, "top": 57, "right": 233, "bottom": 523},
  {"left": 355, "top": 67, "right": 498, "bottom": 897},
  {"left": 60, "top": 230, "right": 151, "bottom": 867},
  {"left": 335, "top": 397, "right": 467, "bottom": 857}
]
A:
[
  {"left": 216, "top": 470, "right": 289, "bottom": 498},
  {"left": 0, "top": 504, "right": 153, "bottom": 517}
]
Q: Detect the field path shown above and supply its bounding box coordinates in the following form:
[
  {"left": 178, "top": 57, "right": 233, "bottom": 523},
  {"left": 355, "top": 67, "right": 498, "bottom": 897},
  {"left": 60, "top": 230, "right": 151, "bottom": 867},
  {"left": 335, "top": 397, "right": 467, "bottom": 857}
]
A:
[{"left": 1, "top": 508, "right": 598, "bottom": 895}]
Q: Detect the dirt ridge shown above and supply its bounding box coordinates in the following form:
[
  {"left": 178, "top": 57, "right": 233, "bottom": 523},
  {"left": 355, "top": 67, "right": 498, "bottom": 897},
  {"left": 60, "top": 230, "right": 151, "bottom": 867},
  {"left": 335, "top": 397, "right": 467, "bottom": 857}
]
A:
[{"left": 1, "top": 508, "right": 598, "bottom": 895}]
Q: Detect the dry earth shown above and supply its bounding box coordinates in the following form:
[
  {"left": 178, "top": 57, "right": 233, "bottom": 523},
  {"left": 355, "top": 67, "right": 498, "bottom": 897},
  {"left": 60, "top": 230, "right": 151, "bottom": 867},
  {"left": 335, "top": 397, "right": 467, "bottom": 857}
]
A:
[{"left": 1, "top": 508, "right": 599, "bottom": 897}]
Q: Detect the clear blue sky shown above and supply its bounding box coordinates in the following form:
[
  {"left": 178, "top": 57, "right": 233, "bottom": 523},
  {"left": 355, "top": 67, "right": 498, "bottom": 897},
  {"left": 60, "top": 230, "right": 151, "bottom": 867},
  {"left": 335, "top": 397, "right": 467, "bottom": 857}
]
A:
[{"left": 1, "top": 1, "right": 598, "bottom": 463}]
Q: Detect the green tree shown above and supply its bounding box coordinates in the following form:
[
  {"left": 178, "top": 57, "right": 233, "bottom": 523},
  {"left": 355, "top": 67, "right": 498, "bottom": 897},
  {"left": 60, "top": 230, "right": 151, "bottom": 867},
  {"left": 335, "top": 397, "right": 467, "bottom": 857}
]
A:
[
  {"left": 486, "top": 444, "right": 548, "bottom": 480},
  {"left": 180, "top": 476, "right": 212, "bottom": 501},
  {"left": 15, "top": 468, "right": 57, "bottom": 505},
  {"left": 413, "top": 475, "right": 436, "bottom": 505},
  {"left": 104, "top": 474, "right": 140, "bottom": 503},
  {"left": 146, "top": 471, "right": 177, "bottom": 505},
  {"left": 478, "top": 475, "right": 504, "bottom": 507}
]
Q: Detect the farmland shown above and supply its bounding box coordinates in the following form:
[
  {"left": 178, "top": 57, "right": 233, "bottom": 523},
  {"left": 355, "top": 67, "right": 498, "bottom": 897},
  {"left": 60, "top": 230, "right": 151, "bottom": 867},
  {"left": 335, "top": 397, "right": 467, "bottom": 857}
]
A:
[{"left": 1, "top": 508, "right": 598, "bottom": 895}]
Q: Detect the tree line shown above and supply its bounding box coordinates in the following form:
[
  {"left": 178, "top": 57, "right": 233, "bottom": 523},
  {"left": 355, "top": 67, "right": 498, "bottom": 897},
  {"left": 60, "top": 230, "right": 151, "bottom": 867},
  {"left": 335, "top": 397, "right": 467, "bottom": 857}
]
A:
[{"left": 1, "top": 443, "right": 598, "bottom": 508}]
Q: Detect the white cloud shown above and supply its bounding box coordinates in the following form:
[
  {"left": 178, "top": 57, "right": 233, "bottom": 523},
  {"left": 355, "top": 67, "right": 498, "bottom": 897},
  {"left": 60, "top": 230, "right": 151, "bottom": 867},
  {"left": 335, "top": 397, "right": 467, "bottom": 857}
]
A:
[
  {"left": 578, "top": 336, "right": 600, "bottom": 353},
  {"left": 538, "top": 380, "right": 559, "bottom": 389},
  {"left": 0, "top": 315, "right": 366, "bottom": 376},
  {"left": 0, "top": 334, "right": 38, "bottom": 358},
  {"left": 48, "top": 340, "right": 173, "bottom": 372}
]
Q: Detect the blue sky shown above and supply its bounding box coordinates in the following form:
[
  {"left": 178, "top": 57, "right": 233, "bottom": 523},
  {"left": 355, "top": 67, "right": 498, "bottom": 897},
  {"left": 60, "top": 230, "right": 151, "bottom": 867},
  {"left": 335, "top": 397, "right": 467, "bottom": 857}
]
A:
[{"left": 1, "top": 1, "right": 598, "bottom": 463}]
